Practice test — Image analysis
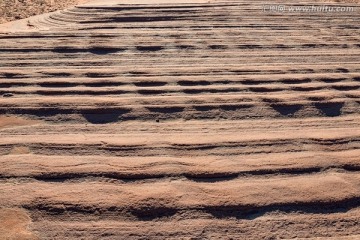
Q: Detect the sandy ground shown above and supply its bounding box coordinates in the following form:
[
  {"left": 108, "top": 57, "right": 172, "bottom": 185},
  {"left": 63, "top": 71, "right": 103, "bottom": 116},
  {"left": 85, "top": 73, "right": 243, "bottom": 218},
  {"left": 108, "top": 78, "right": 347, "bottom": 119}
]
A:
[
  {"left": 0, "top": 0, "right": 360, "bottom": 239},
  {"left": 0, "top": 208, "right": 38, "bottom": 240},
  {"left": 0, "top": 0, "right": 90, "bottom": 23}
]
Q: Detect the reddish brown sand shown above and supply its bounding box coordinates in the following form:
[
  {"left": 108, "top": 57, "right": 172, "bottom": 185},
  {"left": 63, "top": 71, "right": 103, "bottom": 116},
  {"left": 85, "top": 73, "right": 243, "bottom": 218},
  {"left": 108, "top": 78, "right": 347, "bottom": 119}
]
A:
[
  {"left": 0, "top": 0, "right": 90, "bottom": 23},
  {"left": 0, "top": 0, "right": 360, "bottom": 239},
  {"left": 0, "top": 208, "right": 38, "bottom": 239}
]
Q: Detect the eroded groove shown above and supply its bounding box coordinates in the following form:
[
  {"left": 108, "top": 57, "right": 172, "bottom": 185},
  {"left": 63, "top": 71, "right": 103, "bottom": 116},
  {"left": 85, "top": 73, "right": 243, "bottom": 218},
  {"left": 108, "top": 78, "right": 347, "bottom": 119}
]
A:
[
  {"left": 52, "top": 47, "right": 126, "bottom": 54},
  {"left": 136, "top": 46, "right": 164, "bottom": 52},
  {"left": 134, "top": 81, "right": 167, "bottom": 87},
  {"left": 23, "top": 196, "right": 360, "bottom": 221},
  {"left": 315, "top": 102, "right": 344, "bottom": 117},
  {"left": 3, "top": 164, "right": 360, "bottom": 183},
  {"left": 1, "top": 137, "right": 359, "bottom": 156},
  {"left": 271, "top": 104, "right": 303, "bottom": 116}
]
